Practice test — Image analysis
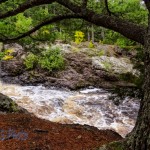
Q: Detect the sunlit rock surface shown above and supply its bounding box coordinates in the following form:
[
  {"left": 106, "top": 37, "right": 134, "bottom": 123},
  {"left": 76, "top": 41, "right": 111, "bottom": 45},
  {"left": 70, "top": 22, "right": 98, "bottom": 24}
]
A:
[{"left": 92, "top": 56, "right": 139, "bottom": 76}]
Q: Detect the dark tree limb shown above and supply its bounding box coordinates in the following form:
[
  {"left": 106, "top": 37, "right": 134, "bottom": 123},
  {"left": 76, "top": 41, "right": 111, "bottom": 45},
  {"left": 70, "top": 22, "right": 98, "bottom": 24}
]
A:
[
  {"left": 0, "top": 0, "right": 55, "bottom": 19},
  {"left": 104, "top": 0, "right": 111, "bottom": 16},
  {"left": 0, "top": 14, "right": 82, "bottom": 43},
  {"left": 56, "top": 0, "right": 146, "bottom": 45},
  {"left": 82, "top": 0, "right": 88, "bottom": 8},
  {"left": 0, "top": 0, "right": 9, "bottom": 4},
  {"left": 0, "top": 0, "right": 146, "bottom": 45},
  {"left": 144, "top": 0, "right": 150, "bottom": 11}
]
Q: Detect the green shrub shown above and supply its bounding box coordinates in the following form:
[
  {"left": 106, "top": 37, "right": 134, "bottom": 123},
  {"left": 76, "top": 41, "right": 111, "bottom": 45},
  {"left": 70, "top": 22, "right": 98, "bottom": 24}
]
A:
[
  {"left": 98, "top": 50, "right": 105, "bottom": 56},
  {"left": 38, "top": 47, "right": 65, "bottom": 72},
  {"left": 102, "top": 61, "right": 112, "bottom": 71},
  {"left": 0, "top": 52, "right": 5, "bottom": 60},
  {"left": 24, "top": 53, "right": 38, "bottom": 69},
  {"left": 88, "top": 41, "right": 95, "bottom": 48}
]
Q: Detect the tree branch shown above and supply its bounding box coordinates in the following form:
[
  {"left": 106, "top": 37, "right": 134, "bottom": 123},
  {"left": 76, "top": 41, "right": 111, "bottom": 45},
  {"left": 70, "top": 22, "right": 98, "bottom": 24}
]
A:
[
  {"left": 56, "top": 0, "right": 146, "bottom": 45},
  {"left": 0, "top": 0, "right": 55, "bottom": 19},
  {"left": 82, "top": 0, "right": 88, "bottom": 8},
  {"left": 0, "top": 0, "right": 146, "bottom": 45},
  {"left": 144, "top": 0, "right": 150, "bottom": 11},
  {"left": 0, "top": 14, "right": 82, "bottom": 43},
  {"left": 104, "top": 0, "right": 111, "bottom": 16},
  {"left": 0, "top": 0, "right": 9, "bottom": 5}
]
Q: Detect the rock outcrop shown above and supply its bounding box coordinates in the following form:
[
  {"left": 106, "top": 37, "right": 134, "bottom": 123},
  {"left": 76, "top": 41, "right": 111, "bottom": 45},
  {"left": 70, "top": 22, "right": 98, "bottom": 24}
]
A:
[{"left": 0, "top": 42, "right": 140, "bottom": 89}]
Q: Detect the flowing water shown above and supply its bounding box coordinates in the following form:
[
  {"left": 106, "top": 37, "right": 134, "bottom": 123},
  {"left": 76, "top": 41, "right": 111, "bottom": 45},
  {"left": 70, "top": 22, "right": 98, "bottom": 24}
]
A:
[{"left": 0, "top": 81, "right": 140, "bottom": 137}]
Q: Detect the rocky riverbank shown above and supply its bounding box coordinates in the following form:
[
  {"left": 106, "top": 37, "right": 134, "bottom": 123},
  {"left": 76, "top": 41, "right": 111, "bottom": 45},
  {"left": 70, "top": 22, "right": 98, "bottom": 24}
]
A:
[
  {"left": 0, "top": 42, "right": 142, "bottom": 149},
  {"left": 0, "top": 42, "right": 141, "bottom": 90}
]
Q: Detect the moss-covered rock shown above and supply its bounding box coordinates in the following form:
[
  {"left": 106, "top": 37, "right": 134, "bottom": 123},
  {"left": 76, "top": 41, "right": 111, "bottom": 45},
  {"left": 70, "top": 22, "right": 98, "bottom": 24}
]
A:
[
  {"left": 96, "top": 141, "right": 125, "bottom": 150},
  {"left": 92, "top": 56, "right": 139, "bottom": 76},
  {"left": 119, "top": 72, "right": 143, "bottom": 88},
  {"left": 0, "top": 93, "right": 27, "bottom": 113}
]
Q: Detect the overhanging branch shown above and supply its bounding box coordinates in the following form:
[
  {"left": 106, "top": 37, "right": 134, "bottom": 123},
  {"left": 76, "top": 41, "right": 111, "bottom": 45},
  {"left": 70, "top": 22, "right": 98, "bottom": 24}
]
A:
[
  {"left": 56, "top": 0, "right": 146, "bottom": 45},
  {"left": 82, "top": 0, "right": 88, "bottom": 8},
  {"left": 0, "top": 14, "right": 82, "bottom": 42},
  {"left": 0, "top": 0, "right": 9, "bottom": 4},
  {"left": 0, "top": 0, "right": 146, "bottom": 45},
  {"left": 0, "top": 0, "right": 56, "bottom": 19}
]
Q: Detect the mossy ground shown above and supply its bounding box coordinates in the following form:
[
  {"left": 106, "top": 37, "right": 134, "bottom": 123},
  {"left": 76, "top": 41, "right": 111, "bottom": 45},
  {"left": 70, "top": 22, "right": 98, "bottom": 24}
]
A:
[{"left": 95, "top": 141, "right": 125, "bottom": 150}]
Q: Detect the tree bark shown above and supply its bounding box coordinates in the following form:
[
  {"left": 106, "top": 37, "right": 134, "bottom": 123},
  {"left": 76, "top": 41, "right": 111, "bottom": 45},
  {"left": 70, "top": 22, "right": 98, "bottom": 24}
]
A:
[
  {"left": 125, "top": 13, "right": 150, "bottom": 150},
  {"left": 91, "top": 25, "right": 94, "bottom": 42}
]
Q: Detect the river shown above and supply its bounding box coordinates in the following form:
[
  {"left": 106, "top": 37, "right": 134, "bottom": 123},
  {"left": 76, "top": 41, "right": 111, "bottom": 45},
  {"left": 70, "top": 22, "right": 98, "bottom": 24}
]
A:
[{"left": 0, "top": 80, "right": 140, "bottom": 137}]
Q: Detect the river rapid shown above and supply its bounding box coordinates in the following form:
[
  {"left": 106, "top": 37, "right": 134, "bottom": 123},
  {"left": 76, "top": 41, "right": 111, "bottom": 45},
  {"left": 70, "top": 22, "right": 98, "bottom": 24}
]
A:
[{"left": 0, "top": 80, "right": 140, "bottom": 137}]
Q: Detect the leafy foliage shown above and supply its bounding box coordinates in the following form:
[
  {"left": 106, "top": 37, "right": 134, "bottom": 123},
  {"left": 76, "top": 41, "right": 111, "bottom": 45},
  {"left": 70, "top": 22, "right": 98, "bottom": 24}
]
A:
[
  {"left": 38, "top": 47, "right": 65, "bottom": 72},
  {"left": 24, "top": 53, "right": 38, "bottom": 69},
  {"left": 88, "top": 41, "right": 94, "bottom": 48},
  {"left": 74, "top": 31, "right": 85, "bottom": 44},
  {"left": 15, "top": 13, "right": 32, "bottom": 33},
  {"left": 24, "top": 47, "right": 65, "bottom": 72}
]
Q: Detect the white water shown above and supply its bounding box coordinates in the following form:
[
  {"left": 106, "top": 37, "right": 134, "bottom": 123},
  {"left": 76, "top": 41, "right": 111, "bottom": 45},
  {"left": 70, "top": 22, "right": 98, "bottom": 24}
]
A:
[{"left": 0, "top": 81, "right": 140, "bottom": 137}]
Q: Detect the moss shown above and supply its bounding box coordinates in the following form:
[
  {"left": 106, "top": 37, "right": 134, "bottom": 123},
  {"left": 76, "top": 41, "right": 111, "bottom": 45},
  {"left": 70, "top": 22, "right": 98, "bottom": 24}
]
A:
[
  {"left": 107, "top": 141, "right": 125, "bottom": 150},
  {"left": 119, "top": 72, "right": 143, "bottom": 87},
  {"left": 95, "top": 141, "right": 125, "bottom": 150},
  {"left": 102, "top": 61, "right": 112, "bottom": 71},
  {"left": 0, "top": 93, "right": 19, "bottom": 112},
  {"left": 9, "top": 101, "right": 18, "bottom": 112},
  {"left": 98, "top": 50, "right": 105, "bottom": 56}
]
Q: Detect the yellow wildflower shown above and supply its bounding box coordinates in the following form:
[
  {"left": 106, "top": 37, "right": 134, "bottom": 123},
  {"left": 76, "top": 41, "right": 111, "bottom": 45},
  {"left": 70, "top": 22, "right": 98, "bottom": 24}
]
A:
[
  {"left": 4, "top": 49, "right": 14, "bottom": 54},
  {"left": 2, "top": 55, "right": 14, "bottom": 60}
]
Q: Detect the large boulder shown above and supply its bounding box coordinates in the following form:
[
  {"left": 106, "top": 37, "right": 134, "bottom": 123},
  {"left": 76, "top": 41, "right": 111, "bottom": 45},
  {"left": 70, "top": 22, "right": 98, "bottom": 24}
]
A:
[
  {"left": 92, "top": 56, "right": 139, "bottom": 76},
  {"left": 1, "top": 60, "right": 25, "bottom": 76}
]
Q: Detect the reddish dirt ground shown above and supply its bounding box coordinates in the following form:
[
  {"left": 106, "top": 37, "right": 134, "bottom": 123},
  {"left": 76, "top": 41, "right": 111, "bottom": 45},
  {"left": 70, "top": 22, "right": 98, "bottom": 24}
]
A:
[{"left": 0, "top": 114, "right": 122, "bottom": 150}]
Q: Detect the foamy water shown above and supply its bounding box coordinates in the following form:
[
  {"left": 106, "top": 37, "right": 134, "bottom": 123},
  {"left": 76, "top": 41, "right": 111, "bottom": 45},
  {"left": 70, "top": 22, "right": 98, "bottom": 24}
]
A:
[{"left": 0, "top": 81, "right": 140, "bottom": 137}]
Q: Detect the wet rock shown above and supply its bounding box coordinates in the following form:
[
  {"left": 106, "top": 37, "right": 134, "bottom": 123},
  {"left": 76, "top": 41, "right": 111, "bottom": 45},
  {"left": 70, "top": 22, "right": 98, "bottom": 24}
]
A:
[
  {"left": 1, "top": 60, "right": 25, "bottom": 76},
  {"left": 19, "top": 71, "right": 46, "bottom": 84}
]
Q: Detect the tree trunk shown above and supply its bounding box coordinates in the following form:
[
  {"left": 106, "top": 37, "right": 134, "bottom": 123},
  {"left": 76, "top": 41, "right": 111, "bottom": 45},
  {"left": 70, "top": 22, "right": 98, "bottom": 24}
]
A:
[
  {"left": 91, "top": 25, "right": 94, "bottom": 42},
  {"left": 88, "top": 30, "right": 90, "bottom": 41},
  {"left": 125, "top": 14, "right": 150, "bottom": 150},
  {"left": 101, "top": 27, "right": 105, "bottom": 40}
]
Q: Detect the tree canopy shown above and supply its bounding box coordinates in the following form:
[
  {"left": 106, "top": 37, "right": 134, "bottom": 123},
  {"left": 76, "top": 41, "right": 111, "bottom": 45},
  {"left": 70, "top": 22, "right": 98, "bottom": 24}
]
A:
[{"left": 0, "top": 0, "right": 147, "bottom": 45}]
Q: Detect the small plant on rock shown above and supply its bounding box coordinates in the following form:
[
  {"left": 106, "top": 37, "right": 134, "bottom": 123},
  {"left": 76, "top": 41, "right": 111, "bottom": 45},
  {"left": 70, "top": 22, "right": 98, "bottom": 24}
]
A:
[
  {"left": 38, "top": 47, "right": 65, "bottom": 72},
  {"left": 24, "top": 53, "right": 38, "bottom": 69},
  {"left": 88, "top": 41, "right": 94, "bottom": 48}
]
